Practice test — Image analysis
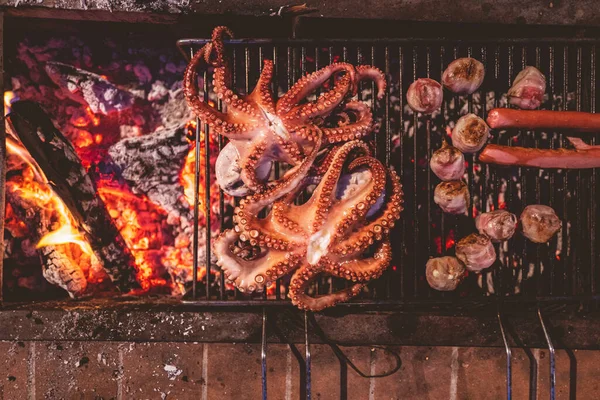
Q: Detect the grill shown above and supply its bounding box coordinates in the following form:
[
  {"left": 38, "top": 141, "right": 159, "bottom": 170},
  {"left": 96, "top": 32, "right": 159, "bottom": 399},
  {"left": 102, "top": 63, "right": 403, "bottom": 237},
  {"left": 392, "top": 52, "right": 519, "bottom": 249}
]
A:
[
  {"left": 176, "top": 37, "right": 600, "bottom": 309},
  {"left": 171, "top": 37, "right": 600, "bottom": 398}
]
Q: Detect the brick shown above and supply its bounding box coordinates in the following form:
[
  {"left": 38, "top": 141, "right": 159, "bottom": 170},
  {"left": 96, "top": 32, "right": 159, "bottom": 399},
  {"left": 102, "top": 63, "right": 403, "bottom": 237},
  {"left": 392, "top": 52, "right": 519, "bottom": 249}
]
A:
[
  {"left": 456, "top": 347, "right": 506, "bottom": 400},
  {"left": 206, "top": 343, "right": 262, "bottom": 400},
  {"left": 121, "top": 342, "right": 204, "bottom": 400},
  {"left": 574, "top": 349, "right": 600, "bottom": 398},
  {"left": 265, "top": 344, "right": 301, "bottom": 400},
  {"left": 0, "top": 341, "right": 29, "bottom": 400},
  {"left": 536, "top": 349, "right": 572, "bottom": 400},
  {"left": 33, "top": 341, "right": 120, "bottom": 399},
  {"left": 511, "top": 347, "right": 538, "bottom": 400},
  {"left": 368, "top": 346, "right": 453, "bottom": 399},
  {"left": 310, "top": 345, "right": 372, "bottom": 400}
]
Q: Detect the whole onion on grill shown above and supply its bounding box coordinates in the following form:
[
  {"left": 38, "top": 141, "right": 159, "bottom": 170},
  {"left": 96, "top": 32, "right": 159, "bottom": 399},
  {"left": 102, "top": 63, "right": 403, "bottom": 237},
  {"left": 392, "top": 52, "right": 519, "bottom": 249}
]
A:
[
  {"left": 426, "top": 256, "right": 466, "bottom": 291},
  {"left": 434, "top": 180, "right": 470, "bottom": 215},
  {"left": 442, "top": 57, "right": 485, "bottom": 95},
  {"left": 430, "top": 140, "right": 465, "bottom": 181},
  {"left": 451, "top": 114, "right": 490, "bottom": 154},
  {"left": 455, "top": 233, "right": 496, "bottom": 272},
  {"left": 406, "top": 78, "right": 443, "bottom": 114},
  {"left": 508, "top": 66, "right": 546, "bottom": 110},
  {"left": 475, "top": 210, "right": 518, "bottom": 242},
  {"left": 520, "top": 205, "right": 561, "bottom": 243}
]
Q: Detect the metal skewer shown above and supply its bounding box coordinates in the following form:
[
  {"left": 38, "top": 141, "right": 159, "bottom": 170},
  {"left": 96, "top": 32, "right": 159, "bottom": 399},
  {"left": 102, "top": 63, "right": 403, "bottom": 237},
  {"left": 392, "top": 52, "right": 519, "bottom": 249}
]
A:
[
  {"left": 538, "top": 307, "right": 556, "bottom": 400},
  {"left": 497, "top": 310, "right": 512, "bottom": 400},
  {"left": 261, "top": 308, "right": 268, "bottom": 400},
  {"left": 305, "top": 311, "right": 312, "bottom": 400}
]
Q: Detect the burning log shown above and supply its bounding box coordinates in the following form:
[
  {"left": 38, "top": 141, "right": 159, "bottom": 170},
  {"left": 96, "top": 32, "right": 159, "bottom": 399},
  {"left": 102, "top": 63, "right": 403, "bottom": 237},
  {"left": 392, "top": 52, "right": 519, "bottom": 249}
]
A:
[
  {"left": 6, "top": 190, "right": 87, "bottom": 298},
  {"left": 45, "top": 61, "right": 136, "bottom": 115},
  {"left": 107, "top": 125, "right": 192, "bottom": 228},
  {"left": 7, "top": 101, "right": 140, "bottom": 292}
]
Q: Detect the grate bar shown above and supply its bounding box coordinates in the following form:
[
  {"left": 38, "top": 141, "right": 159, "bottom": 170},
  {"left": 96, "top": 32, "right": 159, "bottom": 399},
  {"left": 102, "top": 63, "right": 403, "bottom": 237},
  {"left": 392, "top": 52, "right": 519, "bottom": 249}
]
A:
[
  {"left": 190, "top": 48, "right": 200, "bottom": 300},
  {"left": 591, "top": 45, "right": 597, "bottom": 295},
  {"left": 0, "top": 11, "right": 5, "bottom": 305}
]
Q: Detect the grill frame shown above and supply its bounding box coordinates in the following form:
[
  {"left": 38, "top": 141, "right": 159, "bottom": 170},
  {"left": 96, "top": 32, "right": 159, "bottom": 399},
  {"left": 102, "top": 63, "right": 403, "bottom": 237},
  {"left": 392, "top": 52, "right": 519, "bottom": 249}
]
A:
[{"left": 176, "top": 37, "right": 600, "bottom": 310}]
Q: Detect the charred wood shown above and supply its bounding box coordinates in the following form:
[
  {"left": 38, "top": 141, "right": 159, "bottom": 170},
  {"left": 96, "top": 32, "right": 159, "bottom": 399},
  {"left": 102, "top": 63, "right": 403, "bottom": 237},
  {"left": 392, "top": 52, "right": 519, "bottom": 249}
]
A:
[
  {"left": 108, "top": 124, "right": 192, "bottom": 228},
  {"left": 45, "top": 61, "right": 136, "bottom": 115},
  {"left": 7, "top": 101, "right": 139, "bottom": 291},
  {"left": 6, "top": 190, "right": 87, "bottom": 298}
]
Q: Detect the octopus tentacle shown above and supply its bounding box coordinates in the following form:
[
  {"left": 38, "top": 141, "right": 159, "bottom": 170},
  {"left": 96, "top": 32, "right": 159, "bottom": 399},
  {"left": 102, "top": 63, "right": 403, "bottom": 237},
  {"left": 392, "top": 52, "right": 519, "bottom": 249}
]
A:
[
  {"left": 207, "top": 26, "right": 235, "bottom": 66},
  {"left": 285, "top": 74, "right": 354, "bottom": 124},
  {"left": 356, "top": 65, "right": 387, "bottom": 100},
  {"left": 332, "top": 169, "right": 403, "bottom": 257},
  {"left": 210, "top": 28, "right": 261, "bottom": 119},
  {"left": 313, "top": 145, "right": 342, "bottom": 175},
  {"left": 183, "top": 45, "right": 233, "bottom": 134},
  {"left": 294, "top": 141, "right": 371, "bottom": 235},
  {"left": 326, "top": 241, "right": 393, "bottom": 282},
  {"left": 288, "top": 263, "right": 365, "bottom": 311},
  {"left": 239, "top": 137, "right": 270, "bottom": 192},
  {"left": 213, "top": 229, "right": 302, "bottom": 293},
  {"left": 248, "top": 59, "right": 276, "bottom": 115},
  {"left": 276, "top": 136, "right": 305, "bottom": 165},
  {"left": 276, "top": 62, "right": 356, "bottom": 115},
  {"left": 321, "top": 101, "right": 374, "bottom": 143},
  {"left": 233, "top": 133, "right": 323, "bottom": 248},
  {"left": 289, "top": 125, "right": 322, "bottom": 144},
  {"left": 330, "top": 156, "right": 388, "bottom": 240},
  {"left": 184, "top": 45, "right": 256, "bottom": 138}
]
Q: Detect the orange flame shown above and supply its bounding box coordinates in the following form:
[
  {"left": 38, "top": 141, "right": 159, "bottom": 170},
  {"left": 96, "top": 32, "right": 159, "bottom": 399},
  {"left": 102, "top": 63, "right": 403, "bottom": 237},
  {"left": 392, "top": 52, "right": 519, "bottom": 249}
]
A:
[
  {"left": 37, "top": 224, "right": 93, "bottom": 256},
  {"left": 181, "top": 143, "right": 197, "bottom": 206},
  {"left": 4, "top": 91, "right": 15, "bottom": 114},
  {"left": 6, "top": 140, "right": 94, "bottom": 267}
]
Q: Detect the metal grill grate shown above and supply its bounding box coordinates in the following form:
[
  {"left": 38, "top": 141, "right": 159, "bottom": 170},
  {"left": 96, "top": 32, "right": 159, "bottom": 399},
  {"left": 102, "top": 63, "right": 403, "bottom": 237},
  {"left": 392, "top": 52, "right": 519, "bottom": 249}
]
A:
[{"left": 177, "top": 38, "right": 600, "bottom": 309}]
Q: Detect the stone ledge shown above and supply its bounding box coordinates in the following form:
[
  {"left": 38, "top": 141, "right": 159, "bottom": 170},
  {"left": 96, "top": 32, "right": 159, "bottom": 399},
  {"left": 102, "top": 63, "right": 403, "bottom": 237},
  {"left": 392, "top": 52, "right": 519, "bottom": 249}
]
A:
[{"left": 0, "top": 299, "right": 598, "bottom": 348}]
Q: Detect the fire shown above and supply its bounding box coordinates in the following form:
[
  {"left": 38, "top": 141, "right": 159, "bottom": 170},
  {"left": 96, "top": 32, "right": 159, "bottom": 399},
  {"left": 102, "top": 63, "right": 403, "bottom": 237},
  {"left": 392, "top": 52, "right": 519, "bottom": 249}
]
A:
[
  {"left": 97, "top": 185, "right": 168, "bottom": 291},
  {"left": 6, "top": 109, "right": 228, "bottom": 296},
  {"left": 4, "top": 138, "right": 104, "bottom": 291},
  {"left": 6, "top": 138, "right": 45, "bottom": 182},
  {"left": 4, "top": 91, "right": 16, "bottom": 114},
  {"left": 37, "top": 224, "right": 93, "bottom": 256},
  {"left": 181, "top": 143, "right": 197, "bottom": 206}
]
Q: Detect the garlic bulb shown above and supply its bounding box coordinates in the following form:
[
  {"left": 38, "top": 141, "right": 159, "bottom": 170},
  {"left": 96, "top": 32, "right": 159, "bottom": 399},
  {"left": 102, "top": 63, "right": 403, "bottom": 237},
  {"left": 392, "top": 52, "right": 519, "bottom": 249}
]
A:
[
  {"left": 475, "top": 210, "right": 518, "bottom": 242},
  {"left": 430, "top": 140, "right": 465, "bottom": 181},
  {"left": 508, "top": 66, "right": 546, "bottom": 110},
  {"left": 451, "top": 114, "right": 490, "bottom": 154},
  {"left": 426, "top": 256, "right": 466, "bottom": 291},
  {"left": 406, "top": 78, "right": 443, "bottom": 114},
  {"left": 442, "top": 58, "right": 485, "bottom": 95},
  {"left": 455, "top": 233, "right": 496, "bottom": 272},
  {"left": 434, "top": 181, "right": 470, "bottom": 215},
  {"left": 520, "top": 205, "right": 561, "bottom": 243}
]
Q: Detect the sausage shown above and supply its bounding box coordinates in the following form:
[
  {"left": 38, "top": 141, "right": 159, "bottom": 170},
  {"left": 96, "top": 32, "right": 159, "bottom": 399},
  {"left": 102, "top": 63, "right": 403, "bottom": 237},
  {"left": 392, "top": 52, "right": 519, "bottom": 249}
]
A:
[
  {"left": 478, "top": 137, "right": 600, "bottom": 169},
  {"left": 487, "top": 108, "right": 600, "bottom": 132}
]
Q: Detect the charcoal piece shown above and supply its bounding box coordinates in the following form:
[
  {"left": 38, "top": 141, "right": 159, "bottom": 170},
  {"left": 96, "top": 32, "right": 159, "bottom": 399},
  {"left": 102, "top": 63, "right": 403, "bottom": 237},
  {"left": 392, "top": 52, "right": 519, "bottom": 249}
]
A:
[
  {"left": 45, "top": 61, "right": 135, "bottom": 114},
  {"left": 108, "top": 125, "right": 192, "bottom": 228},
  {"left": 6, "top": 191, "right": 87, "bottom": 298},
  {"left": 7, "top": 101, "right": 139, "bottom": 291}
]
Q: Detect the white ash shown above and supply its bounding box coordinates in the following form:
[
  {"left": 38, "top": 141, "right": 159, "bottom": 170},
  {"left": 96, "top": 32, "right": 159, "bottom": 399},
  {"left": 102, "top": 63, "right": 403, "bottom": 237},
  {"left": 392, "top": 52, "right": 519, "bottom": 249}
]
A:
[
  {"left": 108, "top": 124, "right": 191, "bottom": 227},
  {"left": 45, "top": 62, "right": 136, "bottom": 115}
]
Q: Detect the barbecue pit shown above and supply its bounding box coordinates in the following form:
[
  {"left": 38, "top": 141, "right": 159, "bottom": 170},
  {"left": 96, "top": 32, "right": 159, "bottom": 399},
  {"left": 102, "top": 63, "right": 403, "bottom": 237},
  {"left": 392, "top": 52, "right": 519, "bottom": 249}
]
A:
[{"left": 1, "top": 3, "right": 600, "bottom": 398}]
